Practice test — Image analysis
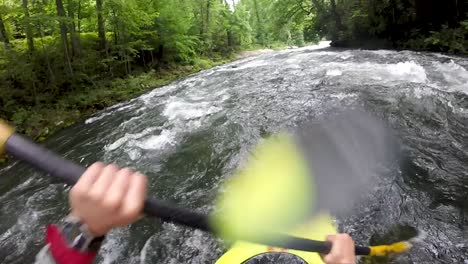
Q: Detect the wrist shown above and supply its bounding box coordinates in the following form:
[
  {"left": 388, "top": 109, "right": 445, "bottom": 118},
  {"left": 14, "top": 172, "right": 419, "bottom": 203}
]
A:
[
  {"left": 62, "top": 214, "right": 106, "bottom": 252},
  {"left": 69, "top": 211, "right": 110, "bottom": 237}
]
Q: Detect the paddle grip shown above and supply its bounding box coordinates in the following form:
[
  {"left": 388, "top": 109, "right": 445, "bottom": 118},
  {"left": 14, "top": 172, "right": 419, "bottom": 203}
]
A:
[
  {"left": 4, "top": 134, "right": 213, "bottom": 233},
  {"left": 280, "top": 239, "right": 370, "bottom": 256},
  {"left": 355, "top": 246, "right": 371, "bottom": 255}
]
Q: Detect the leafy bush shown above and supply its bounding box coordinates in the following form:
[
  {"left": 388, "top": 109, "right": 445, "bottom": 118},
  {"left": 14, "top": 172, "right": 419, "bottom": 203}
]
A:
[{"left": 424, "top": 22, "right": 468, "bottom": 53}]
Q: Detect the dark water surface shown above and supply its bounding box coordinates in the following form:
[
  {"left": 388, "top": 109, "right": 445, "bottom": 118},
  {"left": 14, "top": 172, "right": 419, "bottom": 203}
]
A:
[{"left": 1, "top": 42, "right": 467, "bottom": 263}]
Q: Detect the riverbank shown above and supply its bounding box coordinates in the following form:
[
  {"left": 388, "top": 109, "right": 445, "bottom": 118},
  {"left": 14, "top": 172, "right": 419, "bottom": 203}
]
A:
[
  {"left": 0, "top": 42, "right": 307, "bottom": 165},
  {"left": 1, "top": 42, "right": 300, "bottom": 149},
  {"left": 0, "top": 47, "right": 284, "bottom": 155},
  {"left": 1, "top": 59, "right": 233, "bottom": 145}
]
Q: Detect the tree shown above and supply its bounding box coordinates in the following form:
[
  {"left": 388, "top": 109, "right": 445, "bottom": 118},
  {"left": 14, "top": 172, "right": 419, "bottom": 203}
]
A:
[
  {"left": 67, "top": 0, "right": 81, "bottom": 57},
  {"left": 329, "top": 0, "right": 344, "bottom": 32},
  {"left": 96, "top": 0, "right": 106, "bottom": 52},
  {"left": 22, "top": 0, "right": 35, "bottom": 53},
  {"left": 252, "top": 0, "right": 265, "bottom": 45},
  {"left": 0, "top": 13, "right": 9, "bottom": 49},
  {"left": 56, "top": 0, "right": 73, "bottom": 75}
]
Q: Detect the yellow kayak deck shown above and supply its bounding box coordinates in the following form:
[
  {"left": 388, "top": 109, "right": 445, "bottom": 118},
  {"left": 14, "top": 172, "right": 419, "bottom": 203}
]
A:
[{"left": 216, "top": 214, "right": 336, "bottom": 264}]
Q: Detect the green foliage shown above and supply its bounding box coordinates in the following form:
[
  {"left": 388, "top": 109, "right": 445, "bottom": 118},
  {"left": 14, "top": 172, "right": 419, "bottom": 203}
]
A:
[
  {"left": 236, "top": 0, "right": 318, "bottom": 47},
  {"left": 422, "top": 22, "right": 468, "bottom": 53},
  {"left": 309, "top": 0, "right": 468, "bottom": 54}
]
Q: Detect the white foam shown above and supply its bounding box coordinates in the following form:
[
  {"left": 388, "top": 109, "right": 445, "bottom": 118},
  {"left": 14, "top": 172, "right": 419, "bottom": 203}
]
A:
[
  {"left": 321, "top": 61, "right": 427, "bottom": 85},
  {"left": 385, "top": 61, "right": 427, "bottom": 83},
  {"left": 127, "top": 149, "right": 142, "bottom": 161},
  {"left": 104, "top": 127, "right": 158, "bottom": 152},
  {"left": 340, "top": 54, "right": 353, "bottom": 60},
  {"left": 330, "top": 93, "right": 358, "bottom": 100},
  {"left": 283, "top": 59, "right": 303, "bottom": 68},
  {"left": 0, "top": 186, "right": 58, "bottom": 256},
  {"left": 370, "top": 50, "right": 398, "bottom": 56},
  {"left": 312, "top": 51, "right": 340, "bottom": 56},
  {"left": 412, "top": 87, "right": 437, "bottom": 99},
  {"left": 293, "top": 41, "right": 331, "bottom": 52},
  {"left": 139, "top": 235, "right": 155, "bottom": 263},
  {"left": 447, "top": 101, "right": 468, "bottom": 115},
  {"left": 85, "top": 104, "right": 135, "bottom": 124},
  {"left": 104, "top": 99, "right": 221, "bottom": 154},
  {"left": 0, "top": 210, "right": 40, "bottom": 254},
  {"left": 233, "top": 59, "right": 269, "bottom": 70},
  {"left": 326, "top": 69, "right": 343, "bottom": 76},
  {"left": 139, "top": 223, "right": 218, "bottom": 264},
  {"left": 432, "top": 60, "right": 468, "bottom": 94},
  {"left": 99, "top": 231, "right": 127, "bottom": 264},
  {"left": 0, "top": 177, "right": 35, "bottom": 201},
  {"left": 0, "top": 162, "right": 17, "bottom": 174},
  {"left": 139, "top": 81, "right": 180, "bottom": 103},
  {"left": 163, "top": 101, "right": 221, "bottom": 121},
  {"left": 433, "top": 53, "right": 453, "bottom": 59},
  {"left": 86, "top": 114, "right": 111, "bottom": 124},
  {"left": 119, "top": 114, "right": 145, "bottom": 129},
  {"left": 136, "top": 130, "right": 176, "bottom": 150}
]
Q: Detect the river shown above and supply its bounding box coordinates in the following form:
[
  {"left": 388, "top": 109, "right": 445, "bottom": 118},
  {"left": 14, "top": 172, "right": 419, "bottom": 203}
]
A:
[{"left": 0, "top": 42, "right": 467, "bottom": 263}]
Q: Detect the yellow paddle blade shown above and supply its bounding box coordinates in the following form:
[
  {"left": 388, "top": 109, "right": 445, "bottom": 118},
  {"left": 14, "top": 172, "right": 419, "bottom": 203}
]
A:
[
  {"left": 0, "top": 120, "right": 15, "bottom": 155},
  {"left": 211, "top": 133, "right": 315, "bottom": 242},
  {"left": 369, "top": 241, "right": 412, "bottom": 256}
]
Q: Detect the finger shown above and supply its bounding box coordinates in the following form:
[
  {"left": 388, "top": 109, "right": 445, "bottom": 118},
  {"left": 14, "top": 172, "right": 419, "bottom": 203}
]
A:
[
  {"left": 120, "top": 172, "right": 147, "bottom": 221},
  {"left": 327, "top": 235, "right": 337, "bottom": 243},
  {"left": 89, "top": 164, "right": 120, "bottom": 200},
  {"left": 102, "top": 168, "right": 133, "bottom": 211},
  {"left": 324, "top": 235, "right": 344, "bottom": 263},
  {"left": 342, "top": 234, "right": 355, "bottom": 257},
  {"left": 71, "top": 162, "right": 105, "bottom": 199}
]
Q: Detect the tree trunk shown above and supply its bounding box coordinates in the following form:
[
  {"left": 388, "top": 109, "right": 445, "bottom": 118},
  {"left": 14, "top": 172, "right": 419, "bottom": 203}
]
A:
[
  {"left": 206, "top": 0, "right": 211, "bottom": 34},
  {"left": 77, "top": 0, "right": 82, "bottom": 32},
  {"left": 226, "top": 29, "right": 233, "bottom": 47},
  {"left": 311, "top": 0, "right": 324, "bottom": 12},
  {"left": 157, "top": 44, "right": 164, "bottom": 61},
  {"left": 222, "top": 0, "right": 233, "bottom": 47},
  {"left": 0, "top": 14, "right": 9, "bottom": 49},
  {"left": 56, "top": 0, "right": 73, "bottom": 75},
  {"left": 38, "top": 24, "right": 55, "bottom": 83},
  {"left": 110, "top": 8, "right": 118, "bottom": 45},
  {"left": 329, "top": 0, "right": 344, "bottom": 31},
  {"left": 96, "top": 0, "right": 107, "bottom": 52},
  {"left": 253, "top": 0, "right": 264, "bottom": 45},
  {"left": 22, "top": 0, "right": 35, "bottom": 53},
  {"left": 34, "top": 3, "right": 55, "bottom": 85},
  {"left": 200, "top": 2, "right": 204, "bottom": 35},
  {"left": 67, "top": 0, "right": 81, "bottom": 57}
]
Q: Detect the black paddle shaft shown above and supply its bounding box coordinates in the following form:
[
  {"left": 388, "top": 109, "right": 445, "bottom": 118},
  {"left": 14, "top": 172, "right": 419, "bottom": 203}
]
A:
[{"left": 3, "top": 133, "right": 371, "bottom": 256}]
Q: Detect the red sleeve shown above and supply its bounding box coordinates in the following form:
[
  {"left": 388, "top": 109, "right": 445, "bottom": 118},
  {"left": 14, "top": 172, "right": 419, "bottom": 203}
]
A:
[{"left": 46, "top": 225, "right": 98, "bottom": 264}]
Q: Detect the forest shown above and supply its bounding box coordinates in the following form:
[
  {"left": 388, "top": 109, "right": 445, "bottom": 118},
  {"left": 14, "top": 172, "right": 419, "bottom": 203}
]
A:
[
  {"left": 319, "top": 0, "right": 468, "bottom": 52},
  {"left": 1, "top": 0, "right": 467, "bottom": 141}
]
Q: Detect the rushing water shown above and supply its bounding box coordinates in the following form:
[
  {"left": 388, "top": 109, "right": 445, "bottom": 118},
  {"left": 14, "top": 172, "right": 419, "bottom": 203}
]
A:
[{"left": 0, "top": 42, "right": 467, "bottom": 264}]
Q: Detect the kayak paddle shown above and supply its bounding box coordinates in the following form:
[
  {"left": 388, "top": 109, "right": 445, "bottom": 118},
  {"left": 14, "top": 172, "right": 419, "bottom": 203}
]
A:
[{"left": 0, "top": 112, "right": 411, "bottom": 257}]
